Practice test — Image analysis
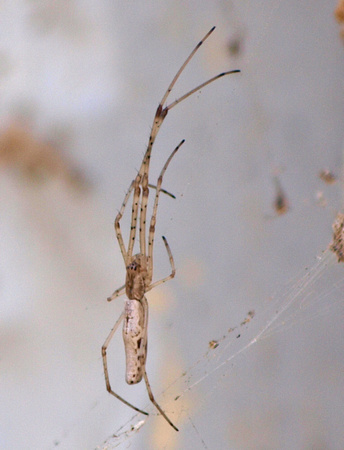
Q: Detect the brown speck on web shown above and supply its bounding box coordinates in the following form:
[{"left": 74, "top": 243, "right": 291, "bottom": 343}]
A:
[
  {"left": 330, "top": 213, "right": 344, "bottom": 262},
  {"left": 335, "top": 0, "right": 344, "bottom": 24},
  {"left": 335, "top": 0, "right": 344, "bottom": 40},
  {"left": 272, "top": 175, "right": 289, "bottom": 216},
  {"left": 319, "top": 169, "right": 336, "bottom": 185},
  {"left": 209, "top": 340, "right": 219, "bottom": 349}
]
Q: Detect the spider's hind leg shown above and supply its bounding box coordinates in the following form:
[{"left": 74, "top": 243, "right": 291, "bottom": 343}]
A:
[{"left": 143, "top": 369, "right": 178, "bottom": 431}]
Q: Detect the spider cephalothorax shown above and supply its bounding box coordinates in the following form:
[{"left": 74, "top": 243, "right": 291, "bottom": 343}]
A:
[{"left": 126, "top": 255, "right": 149, "bottom": 300}]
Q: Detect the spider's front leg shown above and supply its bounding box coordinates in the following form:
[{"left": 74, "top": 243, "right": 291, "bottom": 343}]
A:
[
  {"left": 147, "top": 140, "right": 184, "bottom": 279},
  {"left": 127, "top": 173, "right": 142, "bottom": 262},
  {"left": 109, "top": 173, "right": 142, "bottom": 302},
  {"left": 139, "top": 172, "right": 149, "bottom": 259}
]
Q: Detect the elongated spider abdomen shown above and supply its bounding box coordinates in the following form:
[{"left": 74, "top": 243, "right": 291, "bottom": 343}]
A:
[{"left": 123, "top": 298, "right": 147, "bottom": 384}]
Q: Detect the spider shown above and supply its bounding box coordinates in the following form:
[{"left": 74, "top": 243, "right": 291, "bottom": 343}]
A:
[{"left": 102, "top": 26, "right": 240, "bottom": 432}]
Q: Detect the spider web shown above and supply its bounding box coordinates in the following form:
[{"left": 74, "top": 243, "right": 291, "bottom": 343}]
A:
[
  {"left": 96, "top": 244, "right": 343, "bottom": 449},
  {"left": 1, "top": 2, "right": 343, "bottom": 450}
]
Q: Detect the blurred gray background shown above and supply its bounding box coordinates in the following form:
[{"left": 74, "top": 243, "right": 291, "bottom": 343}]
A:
[{"left": 1, "top": 1, "right": 344, "bottom": 449}]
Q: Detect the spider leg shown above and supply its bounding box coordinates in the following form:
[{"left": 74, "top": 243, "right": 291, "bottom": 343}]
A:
[
  {"left": 166, "top": 69, "right": 240, "bottom": 112},
  {"left": 147, "top": 236, "right": 175, "bottom": 292},
  {"left": 147, "top": 140, "right": 184, "bottom": 278},
  {"left": 138, "top": 27, "right": 240, "bottom": 180},
  {"left": 139, "top": 172, "right": 149, "bottom": 260},
  {"left": 107, "top": 284, "right": 126, "bottom": 302},
  {"left": 115, "top": 180, "right": 135, "bottom": 265},
  {"left": 148, "top": 184, "right": 176, "bottom": 199},
  {"left": 143, "top": 369, "right": 178, "bottom": 431},
  {"left": 137, "top": 28, "right": 214, "bottom": 180},
  {"left": 127, "top": 173, "right": 141, "bottom": 261},
  {"left": 102, "top": 311, "right": 149, "bottom": 416}
]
